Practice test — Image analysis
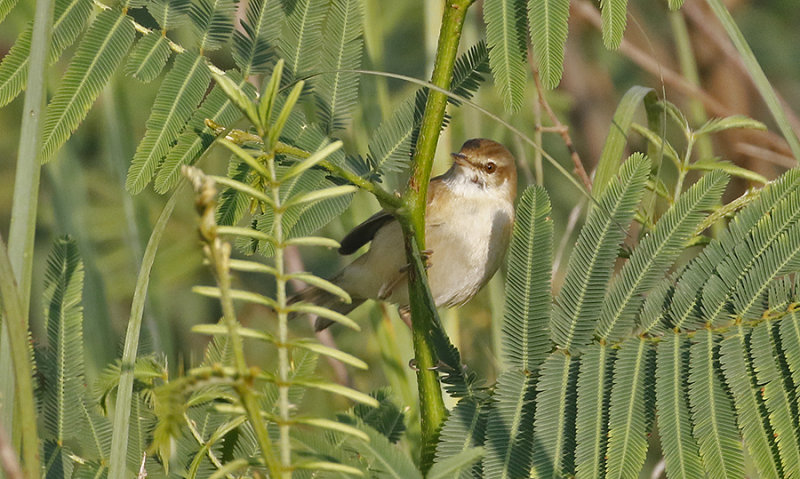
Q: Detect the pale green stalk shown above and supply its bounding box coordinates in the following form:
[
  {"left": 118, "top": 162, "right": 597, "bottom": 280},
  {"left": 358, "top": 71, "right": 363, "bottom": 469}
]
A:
[
  {"left": 0, "top": 0, "right": 55, "bottom": 438},
  {"left": 705, "top": 0, "right": 800, "bottom": 161}
]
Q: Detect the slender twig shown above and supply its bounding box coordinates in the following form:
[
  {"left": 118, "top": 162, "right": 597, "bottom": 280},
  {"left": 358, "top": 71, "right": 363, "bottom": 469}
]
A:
[{"left": 533, "top": 70, "right": 593, "bottom": 191}]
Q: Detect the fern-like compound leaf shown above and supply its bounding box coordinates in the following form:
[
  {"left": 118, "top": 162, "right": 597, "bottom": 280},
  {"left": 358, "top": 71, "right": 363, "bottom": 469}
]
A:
[
  {"left": 232, "top": 0, "right": 283, "bottom": 75},
  {"left": 125, "top": 32, "right": 172, "bottom": 83},
  {"left": 605, "top": 337, "right": 655, "bottom": 479},
  {"left": 435, "top": 398, "right": 487, "bottom": 479},
  {"left": 531, "top": 352, "right": 578, "bottom": 478},
  {"left": 502, "top": 185, "right": 552, "bottom": 372},
  {"left": 155, "top": 70, "right": 256, "bottom": 194},
  {"left": 779, "top": 310, "right": 800, "bottom": 413},
  {"left": 41, "top": 237, "right": 85, "bottom": 444},
  {"left": 40, "top": 8, "right": 134, "bottom": 162},
  {"left": 750, "top": 321, "right": 800, "bottom": 477},
  {"left": 719, "top": 329, "right": 782, "bottom": 479},
  {"left": 0, "top": 0, "right": 92, "bottom": 108},
  {"left": 669, "top": 0, "right": 686, "bottom": 11},
  {"left": 0, "top": 0, "right": 20, "bottom": 24},
  {"left": 147, "top": 0, "right": 190, "bottom": 31},
  {"left": 688, "top": 329, "right": 745, "bottom": 478},
  {"left": 127, "top": 50, "right": 211, "bottom": 194},
  {"left": 279, "top": 0, "right": 327, "bottom": 76},
  {"left": 316, "top": 0, "right": 363, "bottom": 133},
  {"left": 575, "top": 344, "right": 614, "bottom": 479},
  {"left": 484, "top": 370, "right": 536, "bottom": 479},
  {"left": 528, "top": 0, "right": 570, "bottom": 89},
  {"left": 656, "top": 333, "right": 704, "bottom": 479},
  {"left": 190, "top": 0, "right": 236, "bottom": 51},
  {"left": 596, "top": 170, "right": 728, "bottom": 342},
  {"left": 484, "top": 0, "right": 528, "bottom": 112},
  {"left": 550, "top": 154, "right": 649, "bottom": 352},
  {"left": 600, "top": 0, "right": 628, "bottom": 50}
]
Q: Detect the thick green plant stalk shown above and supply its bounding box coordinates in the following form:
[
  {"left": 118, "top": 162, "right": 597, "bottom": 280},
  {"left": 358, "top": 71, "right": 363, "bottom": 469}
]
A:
[
  {"left": 704, "top": 0, "right": 800, "bottom": 161},
  {"left": 0, "top": 235, "right": 40, "bottom": 479},
  {"left": 0, "top": 0, "right": 54, "bottom": 438},
  {"left": 400, "top": 0, "right": 474, "bottom": 471}
]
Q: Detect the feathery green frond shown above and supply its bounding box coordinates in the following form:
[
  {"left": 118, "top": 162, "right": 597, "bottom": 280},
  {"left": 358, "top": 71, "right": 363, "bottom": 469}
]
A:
[
  {"left": 216, "top": 158, "right": 252, "bottom": 226},
  {"left": 43, "top": 441, "right": 74, "bottom": 479},
  {"left": 428, "top": 448, "right": 484, "bottom": 479},
  {"left": 41, "top": 236, "right": 85, "bottom": 444},
  {"left": 147, "top": 0, "right": 190, "bottom": 31},
  {"left": 40, "top": 8, "right": 135, "bottom": 162},
  {"left": 528, "top": 0, "right": 570, "bottom": 89},
  {"left": 0, "top": 0, "right": 19, "bottom": 24},
  {"left": 596, "top": 170, "right": 728, "bottom": 342},
  {"left": 155, "top": 70, "right": 256, "bottom": 193},
  {"left": 435, "top": 398, "right": 486, "bottom": 479},
  {"left": 688, "top": 329, "right": 744, "bottom": 478},
  {"left": 605, "top": 338, "right": 655, "bottom": 479},
  {"left": 750, "top": 321, "right": 800, "bottom": 477},
  {"left": 600, "top": 0, "right": 628, "bottom": 50},
  {"left": 484, "top": 0, "right": 528, "bottom": 112},
  {"left": 531, "top": 352, "right": 578, "bottom": 478},
  {"left": 367, "top": 97, "right": 415, "bottom": 175},
  {"left": 639, "top": 276, "right": 674, "bottom": 333},
  {"left": 484, "top": 370, "right": 536, "bottom": 479},
  {"left": 575, "top": 344, "right": 614, "bottom": 479},
  {"left": 279, "top": 0, "right": 327, "bottom": 76},
  {"left": 669, "top": 0, "right": 685, "bottom": 10},
  {"left": 656, "top": 333, "right": 704, "bottom": 479},
  {"left": 127, "top": 51, "right": 211, "bottom": 194},
  {"left": 345, "top": 424, "right": 423, "bottom": 479},
  {"left": 0, "top": 0, "right": 92, "bottom": 108},
  {"left": 779, "top": 310, "right": 800, "bottom": 409},
  {"left": 316, "top": 0, "right": 364, "bottom": 133},
  {"left": 695, "top": 115, "right": 766, "bottom": 137},
  {"left": 79, "top": 399, "right": 113, "bottom": 460},
  {"left": 189, "top": 0, "right": 236, "bottom": 51},
  {"left": 502, "top": 185, "right": 552, "bottom": 371},
  {"left": 670, "top": 169, "right": 800, "bottom": 329},
  {"left": 719, "top": 329, "right": 782, "bottom": 479},
  {"left": 232, "top": 0, "right": 283, "bottom": 74},
  {"left": 550, "top": 154, "right": 649, "bottom": 352},
  {"left": 125, "top": 33, "right": 172, "bottom": 83}
]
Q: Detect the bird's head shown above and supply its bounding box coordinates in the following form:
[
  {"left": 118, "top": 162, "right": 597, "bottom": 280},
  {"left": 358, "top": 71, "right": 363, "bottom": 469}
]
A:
[{"left": 449, "top": 138, "right": 517, "bottom": 200}]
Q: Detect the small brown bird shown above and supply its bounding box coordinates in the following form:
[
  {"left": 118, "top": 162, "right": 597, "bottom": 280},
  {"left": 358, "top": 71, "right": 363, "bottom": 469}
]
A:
[{"left": 293, "top": 138, "right": 517, "bottom": 330}]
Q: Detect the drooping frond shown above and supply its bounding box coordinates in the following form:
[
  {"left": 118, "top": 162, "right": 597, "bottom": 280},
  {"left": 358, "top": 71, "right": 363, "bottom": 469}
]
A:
[
  {"left": 550, "top": 154, "right": 649, "bottom": 352},
  {"left": 435, "top": 398, "right": 486, "bottom": 479},
  {"left": 127, "top": 50, "right": 211, "bottom": 194},
  {"left": 147, "top": 0, "right": 190, "bottom": 31},
  {"left": 0, "top": 0, "right": 19, "bottom": 24},
  {"left": 528, "top": 0, "right": 570, "bottom": 89},
  {"left": 502, "top": 185, "right": 552, "bottom": 372},
  {"left": 279, "top": 0, "right": 327, "bottom": 76},
  {"left": 41, "top": 236, "right": 85, "bottom": 444},
  {"left": 125, "top": 32, "right": 172, "bottom": 83},
  {"left": 749, "top": 321, "right": 800, "bottom": 477},
  {"left": 43, "top": 441, "right": 74, "bottom": 479},
  {"left": 596, "top": 170, "right": 728, "bottom": 342},
  {"left": 574, "top": 344, "right": 614, "bottom": 479},
  {"left": 656, "top": 333, "right": 703, "bottom": 479},
  {"left": 366, "top": 97, "right": 415, "bottom": 175},
  {"left": 345, "top": 424, "right": 423, "bottom": 479},
  {"left": 189, "top": 0, "right": 236, "bottom": 51},
  {"left": 484, "top": 0, "right": 528, "bottom": 112},
  {"left": 600, "top": 0, "right": 628, "bottom": 50},
  {"left": 730, "top": 220, "right": 800, "bottom": 321},
  {"left": 40, "top": 8, "right": 135, "bottom": 162},
  {"left": 315, "top": 0, "right": 363, "bottom": 133},
  {"left": 0, "top": 0, "right": 92, "bottom": 108},
  {"left": 669, "top": 169, "right": 800, "bottom": 329},
  {"left": 79, "top": 399, "right": 113, "bottom": 461},
  {"left": 719, "top": 329, "right": 782, "bottom": 479},
  {"left": 605, "top": 337, "right": 655, "bottom": 479},
  {"left": 232, "top": 0, "right": 283, "bottom": 74},
  {"left": 154, "top": 70, "right": 256, "bottom": 193},
  {"left": 779, "top": 310, "right": 800, "bottom": 411},
  {"left": 484, "top": 370, "right": 535, "bottom": 478},
  {"left": 688, "top": 329, "right": 745, "bottom": 478},
  {"left": 639, "top": 275, "right": 674, "bottom": 334},
  {"left": 215, "top": 157, "right": 251, "bottom": 226},
  {"left": 531, "top": 352, "right": 578, "bottom": 478}
]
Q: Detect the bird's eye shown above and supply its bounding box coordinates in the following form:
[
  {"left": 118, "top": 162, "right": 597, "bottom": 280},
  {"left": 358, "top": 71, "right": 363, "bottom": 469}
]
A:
[{"left": 485, "top": 162, "right": 497, "bottom": 173}]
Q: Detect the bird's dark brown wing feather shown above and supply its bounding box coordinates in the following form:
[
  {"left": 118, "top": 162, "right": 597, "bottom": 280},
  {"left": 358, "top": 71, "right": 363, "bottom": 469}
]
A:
[{"left": 338, "top": 211, "right": 396, "bottom": 255}]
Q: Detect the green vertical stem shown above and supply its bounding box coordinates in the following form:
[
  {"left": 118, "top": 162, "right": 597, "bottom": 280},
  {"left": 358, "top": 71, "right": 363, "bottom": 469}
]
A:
[
  {"left": 401, "top": 0, "right": 474, "bottom": 471},
  {"left": 0, "top": 0, "right": 55, "bottom": 438},
  {"left": 0, "top": 236, "right": 40, "bottom": 479},
  {"left": 705, "top": 0, "right": 800, "bottom": 161}
]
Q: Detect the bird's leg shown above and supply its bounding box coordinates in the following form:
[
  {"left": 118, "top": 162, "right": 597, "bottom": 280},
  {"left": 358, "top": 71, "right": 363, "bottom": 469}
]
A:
[{"left": 398, "top": 249, "right": 433, "bottom": 273}]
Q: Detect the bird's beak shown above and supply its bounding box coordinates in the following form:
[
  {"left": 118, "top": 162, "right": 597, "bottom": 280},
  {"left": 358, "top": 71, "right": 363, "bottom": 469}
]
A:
[{"left": 451, "top": 152, "right": 471, "bottom": 167}]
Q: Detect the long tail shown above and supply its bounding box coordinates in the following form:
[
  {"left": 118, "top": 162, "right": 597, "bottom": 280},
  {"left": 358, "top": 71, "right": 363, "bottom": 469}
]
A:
[{"left": 288, "top": 286, "right": 364, "bottom": 331}]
